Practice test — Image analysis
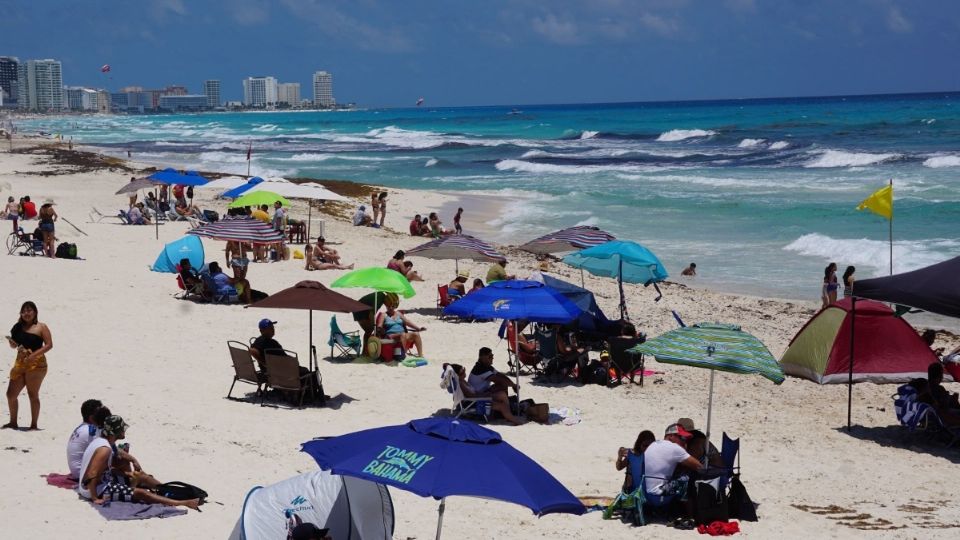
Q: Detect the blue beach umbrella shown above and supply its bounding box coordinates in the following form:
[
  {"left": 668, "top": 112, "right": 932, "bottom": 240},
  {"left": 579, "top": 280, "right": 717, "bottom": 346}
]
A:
[
  {"left": 302, "top": 417, "right": 584, "bottom": 539},
  {"left": 562, "top": 240, "right": 669, "bottom": 320},
  {"left": 147, "top": 168, "right": 210, "bottom": 186},
  {"left": 220, "top": 176, "right": 265, "bottom": 199},
  {"left": 151, "top": 234, "right": 204, "bottom": 273}
]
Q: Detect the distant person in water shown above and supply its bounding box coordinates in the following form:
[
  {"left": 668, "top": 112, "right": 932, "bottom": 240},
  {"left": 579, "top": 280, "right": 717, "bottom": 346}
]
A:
[
  {"left": 822, "top": 262, "right": 838, "bottom": 308},
  {"left": 842, "top": 266, "right": 856, "bottom": 298},
  {"left": 681, "top": 263, "right": 696, "bottom": 276},
  {"left": 453, "top": 207, "right": 463, "bottom": 234}
]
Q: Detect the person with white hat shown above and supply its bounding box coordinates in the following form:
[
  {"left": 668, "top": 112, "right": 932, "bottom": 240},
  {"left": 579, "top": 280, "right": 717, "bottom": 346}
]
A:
[{"left": 448, "top": 270, "right": 470, "bottom": 299}]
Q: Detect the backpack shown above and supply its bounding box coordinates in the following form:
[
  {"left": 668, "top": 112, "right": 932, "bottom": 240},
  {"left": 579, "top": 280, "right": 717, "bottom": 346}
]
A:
[
  {"left": 727, "top": 476, "right": 758, "bottom": 521},
  {"left": 202, "top": 209, "right": 219, "bottom": 222},
  {"left": 582, "top": 360, "right": 609, "bottom": 386},
  {"left": 155, "top": 481, "right": 207, "bottom": 502},
  {"left": 186, "top": 185, "right": 194, "bottom": 200},
  {"left": 55, "top": 242, "right": 77, "bottom": 259},
  {"left": 693, "top": 477, "right": 729, "bottom": 525}
]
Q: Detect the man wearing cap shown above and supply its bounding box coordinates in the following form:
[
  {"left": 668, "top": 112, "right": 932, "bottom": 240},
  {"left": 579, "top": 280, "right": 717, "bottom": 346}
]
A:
[
  {"left": 250, "top": 319, "right": 285, "bottom": 370},
  {"left": 448, "top": 271, "right": 470, "bottom": 299},
  {"left": 642, "top": 423, "right": 702, "bottom": 509},
  {"left": 486, "top": 257, "right": 515, "bottom": 284},
  {"left": 77, "top": 415, "right": 200, "bottom": 510}
]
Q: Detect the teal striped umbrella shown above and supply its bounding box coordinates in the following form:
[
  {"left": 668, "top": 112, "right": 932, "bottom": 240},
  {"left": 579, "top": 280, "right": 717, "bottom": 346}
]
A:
[{"left": 629, "top": 322, "right": 783, "bottom": 460}]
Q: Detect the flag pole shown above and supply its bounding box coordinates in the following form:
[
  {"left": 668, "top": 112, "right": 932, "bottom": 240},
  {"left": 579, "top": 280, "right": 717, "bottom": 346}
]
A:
[
  {"left": 888, "top": 178, "right": 893, "bottom": 276},
  {"left": 246, "top": 141, "right": 252, "bottom": 178}
]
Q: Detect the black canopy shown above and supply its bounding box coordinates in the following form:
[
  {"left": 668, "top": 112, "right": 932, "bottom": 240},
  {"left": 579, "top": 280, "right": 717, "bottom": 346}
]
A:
[{"left": 854, "top": 256, "right": 960, "bottom": 318}]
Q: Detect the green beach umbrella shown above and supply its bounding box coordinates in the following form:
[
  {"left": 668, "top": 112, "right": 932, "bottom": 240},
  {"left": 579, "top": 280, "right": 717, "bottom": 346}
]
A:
[
  {"left": 630, "top": 322, "right": 783, "bottom": 460},
  {"left": 227, "top": 190, "right": 290, "bottom": 209},
  {"left": 330, "top": 267, "right": 416, "bottom": 299}
]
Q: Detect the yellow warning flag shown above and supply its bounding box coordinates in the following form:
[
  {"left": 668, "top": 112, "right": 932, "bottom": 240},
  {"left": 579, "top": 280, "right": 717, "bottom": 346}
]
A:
[{"left": 856, "top": 185, "right": 893, "bottom": 220}]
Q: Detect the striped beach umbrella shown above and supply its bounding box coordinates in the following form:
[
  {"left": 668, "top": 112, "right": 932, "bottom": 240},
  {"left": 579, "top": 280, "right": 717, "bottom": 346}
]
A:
[
  {"left": 407, "top": 234, "right": 503, "bottom": 273},
  {"left": 187, "top": 216, "right": 283, "bottom": 244},
  {"left": 630, "top": 323, "right": 782, "bottom": 459},
  {"left": 518, "top": 226, "right": 616, "bottom": 255}
]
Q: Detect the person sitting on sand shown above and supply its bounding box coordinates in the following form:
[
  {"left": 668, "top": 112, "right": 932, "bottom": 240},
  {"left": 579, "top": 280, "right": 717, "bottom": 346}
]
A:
[
  {"left": 353, "top": 292, "right": 399, "bottom": 353},
  {"left": 376, "top": 299, "right": 426, "bottom": 357},
  {"left": 77, "top": 415, "right": 200, "bottom": 511},
  {"left": 448, "top": 271, "right": 469, "bottom": 299},
  {"left": 445, "top": 361, "right": 525, "bottom": 425},
  {"left": 486, "top": 257, "right": 515, "bottom": 284},
  {"left": 466, "top": 348, "right": 525, "bottom": 425},
  {"left": 681, "top": 263, "right": 696, "bottom": 276},
  {"left": 175, "top": 198, "right": 202, "bottom": 219},
  {"left": 409, "top": 214, "right": 422, "bottom": 236},
  {"left": 616, "top": 430, "right": 656, "bottom": 491},
  {"left": 127, "top": 202, "right": 151, "bottom": 225},
  {"left": 87, "top": 405, "right": 151, "bottom": 484},
  {"left": 208, "top": 261, "right": 250, "bottom": 303},
  {"left": 643, "top": 423, "right": 703, "bottom": 521},
  {"left": 428, "top": 212, "right": 449, "bottom": 237},
  {"left": 401, "top": 261, "right": 424, "bottom": 281},
  {"left": 67, "top": 399, "right": 104, "bottom": 480},
  {"left": 21, "top": 196, "right": 37, "bottom": 220},
  {"left": 353, "top": 205, "right": 373, "bottom": 227},
  {"left": 387, "top": 250, "right": 405, "bottom": 272},
  {"left": 419, "top": 217, "right": 431, "bottom": 236},
  {"left": 305, "top": 238, "right": 353, "bottom": 271},
  {"left": 469, "top": 278, "right": 485, "bottom": 294}
]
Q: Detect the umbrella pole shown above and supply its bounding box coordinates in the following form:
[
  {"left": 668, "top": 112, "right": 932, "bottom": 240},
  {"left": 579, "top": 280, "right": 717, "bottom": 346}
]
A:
[
  {"left": 513, "top": 320, "right": 521, "bottom": 414},
  {"left": 847, "top": 297, "right": 856, "bottom": 431},
  {"left": 580, "top": 268, "right": 584, "bottom": 288},
  {"left": 154, "top": 186, "right": 159, "bottom": 240},
  {"left": 307, "top": 203, "right": 312, "bottom": 243},
  {"left": 618, "top": 258, "right": 628, "bottom": 321},
  {"left": 455, "top": 259, "right": 459, "bottom": 274},
  {"left": 704, "top": 369, "right": 715, "bottom": 466},
  {"left": 435, "top": 497, "right": 446, "bottom": 540},
  {"left": 309, "top": 309, "right": 314, "bottom": 372}
]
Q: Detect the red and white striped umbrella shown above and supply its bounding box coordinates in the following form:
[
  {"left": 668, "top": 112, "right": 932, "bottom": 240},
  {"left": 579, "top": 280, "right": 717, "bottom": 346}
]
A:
[
  {"left": 407, "top": 234, "right": 503, "bottom": 262},
  {"left": 518, "top": 226, "right": 616, "bottom": 255},
  {"left": 187, "top": 217, "right": 283, "bottom": 244}
]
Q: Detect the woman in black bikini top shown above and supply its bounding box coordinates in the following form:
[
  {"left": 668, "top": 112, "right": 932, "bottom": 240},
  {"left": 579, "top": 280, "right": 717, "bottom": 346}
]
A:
[{"left": 5, "top": 301, "right": 53, "bottom": 430}]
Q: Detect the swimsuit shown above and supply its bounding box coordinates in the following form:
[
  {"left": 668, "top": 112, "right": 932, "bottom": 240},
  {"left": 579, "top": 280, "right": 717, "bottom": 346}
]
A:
[{"left": 9, "top": 325, "right": 47, "bottom": 379}]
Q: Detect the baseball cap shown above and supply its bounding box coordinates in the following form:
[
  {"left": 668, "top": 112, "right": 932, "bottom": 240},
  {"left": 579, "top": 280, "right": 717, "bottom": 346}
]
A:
[
  {"left": 291, "top": 523, "right": 329, "bottom": 540},
  {"left": 665, "top": 423, "right": 693, "bottom": 439},
  {"left": 258, "top": 319, "right": 277, "bottom": 329}
]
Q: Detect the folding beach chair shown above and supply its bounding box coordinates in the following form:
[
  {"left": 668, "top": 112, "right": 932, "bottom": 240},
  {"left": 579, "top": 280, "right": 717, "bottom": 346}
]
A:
[
  {"left": 6, "top": 227, "right": 44, "bottom": 256},
  {"left": 608, "top": 336, "right": 646, "bottom": 385},
  {"left": 602, "top": 452, "right": 674, "bottom": 526},
  {"left": 893, "top": 384, "right": 959, "bottom": 447},
  {"left": 719, "top": 433, "right": 740, "bottom": 490},
  {"left": 200, "top": 273, "right": 239, "bottom": 304},
  {"left": 328, "top": 315, "right": 361, "bottom": 361},
  {"left": 440, "top": 365, "right": 491, "bottom": 421},
  {"left": 437, "top": 284, "right": 453, "bottom": 319},
  {"left": 262, "top": 349, "right": 316, "bottom": 408},
  {"left": 505, "top": 321, "right": 544, "bottom": 375},
  {"left": 534, "top": 325, "right": 559, "bottom": 370},
  {"left": 89, "top": 207, "right": 126, "bottom": 223},
  {"left": 227, "top": 341, "right": 263, "bottom": 400}
]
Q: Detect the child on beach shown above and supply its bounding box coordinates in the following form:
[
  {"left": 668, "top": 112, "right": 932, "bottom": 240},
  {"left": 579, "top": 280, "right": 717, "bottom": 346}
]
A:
[{"left": 454, "top": 207, "right": 463, "bottom": 234}]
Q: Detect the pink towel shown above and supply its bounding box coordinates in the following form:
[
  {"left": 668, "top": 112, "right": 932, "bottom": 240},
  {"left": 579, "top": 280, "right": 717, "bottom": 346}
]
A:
[{"left": 45, "top": 473, "right": 78, "bottom": 490}]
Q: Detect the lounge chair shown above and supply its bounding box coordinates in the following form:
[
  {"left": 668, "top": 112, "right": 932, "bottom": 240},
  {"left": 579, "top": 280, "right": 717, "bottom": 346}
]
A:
[
  {"left": 262, "top": 349, "right": 315, "bottom": 408},
  {"left": 328, "top": 315, "right": 361, "bottom": 361},
  {"left": 89, "top": 207, "right": 126, "bottom": 223},
  {"left": 607, "top": 336, "right": 646, "bottom": 385},
  {"left": 894, "top": 384, "right": 959, "bottom": 446},
  {"left": 227, "top": 341, "right": 263, "bottom": 400},
  {"left": 440, "top": 365, "right": 491, "bottom": 421}
]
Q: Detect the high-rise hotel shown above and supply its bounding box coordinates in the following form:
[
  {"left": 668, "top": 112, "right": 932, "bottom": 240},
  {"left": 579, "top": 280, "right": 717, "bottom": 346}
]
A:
[
  {"left": 312, "top": 71, "right": 334, "bottom": 108},
  {"left": 242, "top": 76, "right": 278, "bottom": 107},
  {"left": 18, "top": 58, "right": 63, "bottom": 112},
  {"left": 203, "top": 79, "right": 221, "bottom": 108}
]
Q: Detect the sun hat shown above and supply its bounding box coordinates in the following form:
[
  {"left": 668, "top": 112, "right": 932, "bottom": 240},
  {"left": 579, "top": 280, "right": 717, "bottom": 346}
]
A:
[
  {"left": 677, "top": 418, "right": 696, "bottom": 431},
  {"left": 366, "top": 337, "right": 382, "bottom": 359},
  {"left": 665, "top": 423, "right": 693, "bottom": 439},
  {"left": 457, "top": 270, "right": 470, "bottom": 279},
  {"left": 101, "top": 415, "right": 129, "bottom": 437},
  {"left": 43, "top": 198, "right": 56, "bottom": 205},
  {"left": 258, "top": 319, "right": 277, "bottom": 329}
]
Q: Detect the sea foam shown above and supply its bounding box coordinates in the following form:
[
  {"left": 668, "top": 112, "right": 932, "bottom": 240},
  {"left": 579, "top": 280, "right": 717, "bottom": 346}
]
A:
[
  {"left": 737, "top": 138, "right": 765, "bottom": 148},
  {"left": 803, "top": 150, "right": 900, "bottom": 168},
  {"left": 656, "top": 129, "right": 717, "bottom": 142},
  {"left": 923, "top": 155, "right": 960, "bottom": 168},
  {"left": 783, "top": 233, "right": 958, "bottom": 274}
]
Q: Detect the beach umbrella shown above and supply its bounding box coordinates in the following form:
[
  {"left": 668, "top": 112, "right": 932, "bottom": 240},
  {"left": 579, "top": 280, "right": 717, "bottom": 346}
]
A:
[
  {"left": 407, "top": 234, "right": 504, "bottom": 273},
  {"left": 240, "top": 180, "right": 347, "bottom": 241},
  {"left": 228, "top": 190, "right": 290, "bottom": 209},
  {"left": 562, "top": 240, "right": 668, "bottom": 320},
  {"left": 630, "top": 322, "right": 782, "bottom": 461},
  {"left": 221, "top": 176, "right": 266, "bottom": 199},
  {"left": 248, "top": 280, "right": 368, "bottom": 372},
  {"left": 148, "top": 168, "right": 210, "bottom": 186},
  {"left": 194, "top": 176, "right": 248, "bottom": 192},
  {"left": 151, "top": 235, "right": 204, "bottom": 273},
  {"left": 302, "top": 417, "right": 585, "bottom": 539},
  {"left": 115, "top": 177, "right": 161, "bottom": 194},
  {"left": 187, "top": 216, "right": 284, "bottom": 244},
  {"left": 443, "top": 280, "right": 582, "bottom": 403},
  {"left": 519, "top": 225, "right": 616, "bottom": 255},
  {"left": 331, "top": 267, "right": 416, "bottom": 299}
]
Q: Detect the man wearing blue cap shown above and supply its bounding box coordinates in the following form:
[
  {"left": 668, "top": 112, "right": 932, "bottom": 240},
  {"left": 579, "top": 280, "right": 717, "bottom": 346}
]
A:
[{"left": 250, "top": 319, "right": 284, "bottom": 370}]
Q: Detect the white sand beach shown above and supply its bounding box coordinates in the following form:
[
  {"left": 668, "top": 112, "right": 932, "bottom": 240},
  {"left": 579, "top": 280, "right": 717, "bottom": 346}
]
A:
[{"left": 1, "top": 141, "right": 959, "bottom": 539}]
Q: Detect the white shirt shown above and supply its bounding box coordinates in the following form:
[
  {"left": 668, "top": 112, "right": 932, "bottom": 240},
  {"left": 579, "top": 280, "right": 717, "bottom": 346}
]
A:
[
  {"left": 128, "top": 206, "right": 144, "bottom": 223},
  {"left": 352, "top": 209, "right": 367, "bottom": 226},
  {"left": 67, "top": 423, "right": 100, "bottom": 480},
  {"left": 643, "top": 440, "right": 691, "bottom": 494},
  {"left": 76, "top": 438, "right": 112, "bottom": 499},
  {"left": 468, "top": 363, "right": 498, "bottom": 394}
]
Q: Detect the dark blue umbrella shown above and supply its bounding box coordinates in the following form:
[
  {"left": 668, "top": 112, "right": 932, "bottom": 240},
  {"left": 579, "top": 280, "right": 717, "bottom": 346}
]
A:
[
  {"left": 220, "top": 176, "right": 265, "bottom": 199},
  {"left": 147, "top": 168, "right": 210, "bottom": 186},
  {"left": 302, "top": 417, "right": 584, "bottom": 539}
]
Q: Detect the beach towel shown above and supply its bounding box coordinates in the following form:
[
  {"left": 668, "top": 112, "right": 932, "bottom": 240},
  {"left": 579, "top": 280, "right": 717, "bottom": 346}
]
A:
[
  {"left": 92, "top": 501, "right": 187, "bottom": 521},
  {"left": 549, "top": 407, "right": 582, "bottom": 426},
  {"left": 45, "top": 473, "right": 78, "bottom": 490},
  {"left": 697, "top": 520, "right": 740, "bottom": 536}
]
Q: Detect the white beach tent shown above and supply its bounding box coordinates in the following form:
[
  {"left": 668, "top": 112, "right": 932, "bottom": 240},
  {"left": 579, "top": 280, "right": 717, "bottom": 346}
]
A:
[
  {"left": 194, "top": 176, "right": 248, "bottom": 192},
  {"left": 228, "top": 469, "right": 394, "bottom": 540}
]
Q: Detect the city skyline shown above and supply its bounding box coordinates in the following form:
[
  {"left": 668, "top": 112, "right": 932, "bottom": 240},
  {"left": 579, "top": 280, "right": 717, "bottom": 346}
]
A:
[{"left": 1, "top": 1, "right": 958, "bottom": 108}]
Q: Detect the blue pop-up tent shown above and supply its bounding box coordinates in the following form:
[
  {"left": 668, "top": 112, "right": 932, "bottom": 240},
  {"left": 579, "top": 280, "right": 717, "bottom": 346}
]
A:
[
  {"left": 221, "top": 177, "right": 265, "bottom": 199},
  {"left": 540, "top": 273, "right": 617, "bottom": 333},
  {"left": 147, "top": 168, "right": 210, "bottom": 186},
  {"left": 151, "top": 235, "right": 204, "bottom": 273}
]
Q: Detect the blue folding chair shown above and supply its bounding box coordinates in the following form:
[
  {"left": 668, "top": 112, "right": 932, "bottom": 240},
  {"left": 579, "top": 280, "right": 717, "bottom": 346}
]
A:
[
  {"left": 719, "top": 433, "right": 740, "bottom": 490},
  {"left": 328, "top": 315, "right": 361, "bottom": 360}
]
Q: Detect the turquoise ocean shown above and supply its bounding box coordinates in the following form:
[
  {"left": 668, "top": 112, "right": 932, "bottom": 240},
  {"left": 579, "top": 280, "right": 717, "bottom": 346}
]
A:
[{"left": 18, "top": 92, "right": 960, "bottom": 300}]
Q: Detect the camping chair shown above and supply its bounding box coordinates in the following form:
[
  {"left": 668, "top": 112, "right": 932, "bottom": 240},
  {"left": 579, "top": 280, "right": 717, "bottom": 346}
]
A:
[
  {"left": 608, "top": 336, "right": 646, "bottom": 385},
  {"left": 6, "top": 227, "right": 43, "bottom": 256},
  {"left": 227, "top": 341, "right": 264, "bottom": 400},
  {"left": 602, "top": 452, "right": 674, "bottom": 526},
  {"left": 262, "top": 349, "right": 314, "bottom": 408},
  {"left": 534, "top": 325, "right": 559, "bottom": 368},
  {"left": 506, "top": 322, "right": 544, "bottom": 375},
  {"left": 718, "top": 433, "right": 740, "bottom": 490},
  {"left": 328, "top": 315, "right": 361, "bottom": 361},
  {"left": 175, "top": 269, "right": 206, "bottom": 300},
  {"left": 437, "top": 285, "right": 453, "bottom": 319},
  {"left": 440, "top": 365, "right": 491, "bottom": 421},
  {"left": 89, "top": 207, "right": 126, "bottom": 223},
  {"left": 200, "top": 273, "right": 239, "bottom": 304},
  {"left": 893, "top": 384, "right": 959, "bottom": 447}
]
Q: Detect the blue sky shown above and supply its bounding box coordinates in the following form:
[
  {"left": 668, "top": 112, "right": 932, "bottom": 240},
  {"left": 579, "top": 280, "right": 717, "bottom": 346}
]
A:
[{"left": 2, "top": 0, "right": 958, "bottom": 107}]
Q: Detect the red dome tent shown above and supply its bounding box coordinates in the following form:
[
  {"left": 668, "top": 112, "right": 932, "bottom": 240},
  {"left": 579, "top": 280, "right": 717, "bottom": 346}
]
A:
[{"left": 780, "top": 298, "right": 939, "bottom": 384}]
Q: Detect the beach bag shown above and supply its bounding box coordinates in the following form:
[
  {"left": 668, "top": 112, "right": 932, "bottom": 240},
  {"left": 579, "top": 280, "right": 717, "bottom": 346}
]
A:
[
  {"left": 727, "top": 476, "right": 757, "bottom": 521},
  {"left": 525, "top": 403, "right": 549, "bottom": 423},
  {"left": 693, "top": 477, "right": 729, "bottom": 525},
  {"left": 582, "top": 360, "right": 609, "bottom": 386},
  {"left": 55, "top": 242, "right": 77, "bottom": 259},
  {"left": 203, "top": 210, "right": 219, "bottom": 222},
  {"left": 155, "top": 481, "right": 207, "bottom": 502}
]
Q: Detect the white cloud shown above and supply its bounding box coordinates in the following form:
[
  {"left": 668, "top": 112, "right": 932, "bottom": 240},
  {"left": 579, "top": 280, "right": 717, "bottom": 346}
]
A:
[
  {"left": 231, "top": 0, "right": 270, "bottom": 26},
  {"left": 278, "top": 0, "right": 414, "bottom": 52},
  {"left": 638, "top": 12, "right": 679, "bottom": 36},
  {"left": 531, "top": 13, "right": 580, "bottom": 44},
  {"left": 886, "top": 6, "right": 913, "bottom": 33}
]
